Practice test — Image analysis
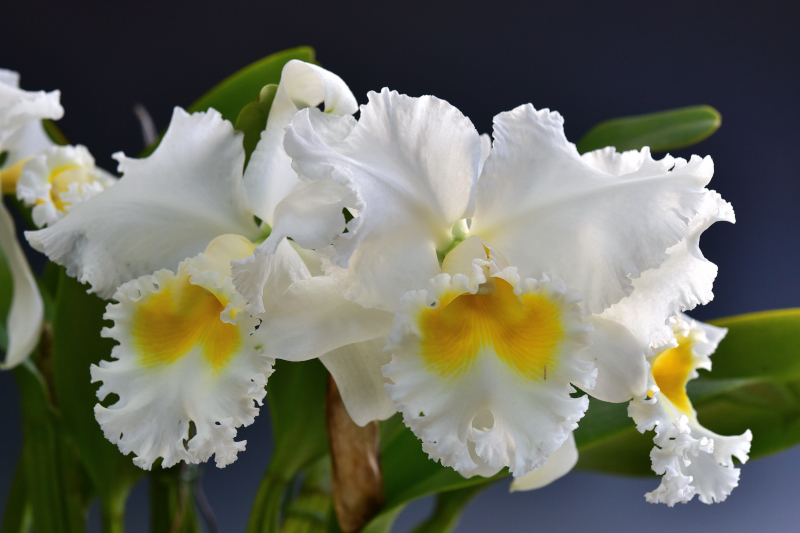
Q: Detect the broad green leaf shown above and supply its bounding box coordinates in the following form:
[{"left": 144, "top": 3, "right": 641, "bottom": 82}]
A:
[
  {"left": 14, "top": 360, "right": 88, "bottom": 533},
  {"left": 189, "top": 47, "right": 314, "bottom": 123},
  {"left": 141, "top": 47, "right": 312, "bottom": 158},
  {"left": 575, "top": 308, "right": 800, "bottom": 475},
  {"left": 1, "top": 460, "right": 32, "bottom": 533},
  {"left": 249, "top": 359, "right": 330, "bottom": 533},
  {"left": 51, "top": 271, "right": 144, "bottom": 520},
  {"left": 411, "top": 485, "right": 487, "bottom": 533},
  {"left": 576, "top": 105, "right": 721, "bottom": 154}
]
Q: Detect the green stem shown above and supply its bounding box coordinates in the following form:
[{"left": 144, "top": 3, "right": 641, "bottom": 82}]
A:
[
  {"left": 100, "top": 488, "right": 130, "bottom": 533},
  {"left": 247, "top": 473, "right": 290, "bottom": 533},
  {"left": 150, "top": 465, "right": 200, "bottom": 533}
]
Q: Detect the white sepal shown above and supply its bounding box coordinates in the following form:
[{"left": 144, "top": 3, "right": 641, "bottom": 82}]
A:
[
  {"left": 251, "top": 274, "right": 393, "bottom": 361},
  {"left": 319, "top": 337, "right": 397, "bottom": 427},
  {"left": 0, "top": 200, "right": 44, "bottom": 368},
  {"left": 26, "top": 108, "right": 260, "bottom": 298}
]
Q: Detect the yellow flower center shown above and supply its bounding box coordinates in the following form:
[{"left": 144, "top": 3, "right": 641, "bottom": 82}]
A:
[
  {"left": 131, "top": 275, "right": 241, "bottom": 372},
  {"left": 46, "top": 164, "right": 94, "bottom": 212},
  {"left": 650, "top": 336, "right": 695, "bottom": 414},
  {"left": 417, "top": 277, "right": 565, "bottom": 380}
]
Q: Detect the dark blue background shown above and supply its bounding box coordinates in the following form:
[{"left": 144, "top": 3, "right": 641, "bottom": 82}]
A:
[{"left": 2, "top": 1, "right": 799, "bottom": 531}]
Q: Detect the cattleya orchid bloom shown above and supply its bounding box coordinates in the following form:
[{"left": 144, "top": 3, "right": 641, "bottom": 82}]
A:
[
  {"left": 0, "top": 68, "right": 62, "bottom": 368},
  {"left": 17, "top": 144, "right": 116, "bottom": 228},
  {"left": 27, "top": 60, "right": 393, "bottom": 469},
  {"left": 629, "top": 314, "right": 752, "bottom": 505},
  {"left": 243, "top": 89, "right": 734, "bottom": 488}
]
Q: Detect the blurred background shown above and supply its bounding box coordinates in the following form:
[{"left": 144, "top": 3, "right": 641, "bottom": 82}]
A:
[{"left": 2, "top": 0, "right": 799, "bottom": 531}]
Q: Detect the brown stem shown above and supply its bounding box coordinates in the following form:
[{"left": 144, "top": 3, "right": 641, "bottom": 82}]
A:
[{"left": 325, "top": 375, "right": 384, "bottom": 532}]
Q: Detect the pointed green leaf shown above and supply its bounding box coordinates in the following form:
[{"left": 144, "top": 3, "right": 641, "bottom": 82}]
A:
[
  {"left": 189, "top": 47, "right": 314, "bottom": 123},
  {"left": 575, "top": 308, "right": 800, "bottom": 475},
  {"left": 576, "top": 105, "right": 721, "bottom": 154},
  {"left": 14, "top": 360, "right": 88, "bottom": 533},
  {"left": 2, "top": 460, "right": 32, "bottom": 533},
  {"left": 50, "top": 271, "right": 143, "bottom": 514}
]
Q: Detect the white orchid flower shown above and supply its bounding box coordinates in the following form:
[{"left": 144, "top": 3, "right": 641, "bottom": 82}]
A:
[
  {"left": 0, "top": 68, "right": 62, "bottom": 368},
  {"left": 17, "top": 144, "right": 116, "bottom": 228},
  {"left": 27, "top": 60, "right": 393, "bottom": 468},
  {"left": 249, "top": 89, "right": 728, "bottom": 483},
  {"left": 629, "top": 314, "right": 752, "bottom": 505}
]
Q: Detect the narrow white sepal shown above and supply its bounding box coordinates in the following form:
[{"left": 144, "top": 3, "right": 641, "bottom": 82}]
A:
[{"left": 0, "top": 200, "right": 44, "bottom": 368}]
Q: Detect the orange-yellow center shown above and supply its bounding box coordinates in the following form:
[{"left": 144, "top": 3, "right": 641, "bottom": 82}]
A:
[
  {"left": 131, "top": 275, "right": 241, "bottom": 372},
  {"left": 417, "top": 277, "right": 564, "bottom": 380},
  {"left": 651, "top": 337, "right": 695, "bottom": 414}
]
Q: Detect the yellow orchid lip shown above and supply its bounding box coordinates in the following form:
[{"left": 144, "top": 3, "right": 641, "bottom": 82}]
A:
[
  {"left": 417, "top": 276, "right": 565, "bottom": 381},
  {"left": 131, "top": 275, "right": 241, "bottom": 372},
  {"left": 650, "top": 335, "right": 696, "bottom": 415}
]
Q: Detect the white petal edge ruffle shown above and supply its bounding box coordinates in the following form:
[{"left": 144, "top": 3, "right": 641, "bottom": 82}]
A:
[
  {"left": 600, "top": 189, "right": 734, "bottom": 349},
  {"left": 471, "top": 107, "right": 712, "bottom": 316},
  {"left": 26, "top": 107, "right": 260, "bottom": 299},
  {"left": 0, "top": 200, "right": 44, "bottom": 368},
  {"left": 0, "top": 69, "right": 63, "bottom": 152}
]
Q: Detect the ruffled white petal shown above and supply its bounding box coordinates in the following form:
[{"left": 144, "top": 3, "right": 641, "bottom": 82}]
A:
[
  {"left": 16, "top": 144, "right": 116, "bottom": 228},
  {"left": 92, "top": 235, "right": 272, "bottom": 469},
  {"left": 319, "top": 337, "right": 396, "bottom": 426},
  {"left": 280, "top": 89, "right": 481, "bottom": 310},
  {"left": 26, "top": 108, "right": 260, "bottom": 298},
  {"left": 0, "top": 69, "right": 63, "bottom": 151},
  {"left": 243, "top": 60, "right": 357, "bottom": 224},
  {"left": 509, "top": 432, "right": 578, "bottom": 492},
  {"left": 471, "top": 107, "right": 712, "bottom": 315},
  {"left": 600, "top": 190, "right": 734, "bottom": 348},
  {"left": 0, "top": 199, "right": 43, "bottom": 368},
  {"left": 252, "top": 275, "right": 393, "bottom": 361},
  {"left": 629, "top": 315, "right": 751, "bottom": 505},
  {"left": 384, "top": 249, "right": 594, "bottom": 477}
]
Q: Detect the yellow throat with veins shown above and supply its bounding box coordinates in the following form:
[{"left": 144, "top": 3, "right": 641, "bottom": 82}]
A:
[{"left": 417, "top": 274, "right": 565, "bottom": 381}]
